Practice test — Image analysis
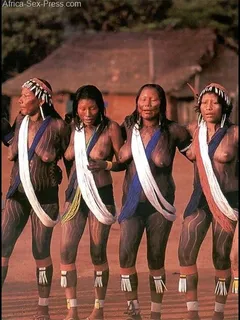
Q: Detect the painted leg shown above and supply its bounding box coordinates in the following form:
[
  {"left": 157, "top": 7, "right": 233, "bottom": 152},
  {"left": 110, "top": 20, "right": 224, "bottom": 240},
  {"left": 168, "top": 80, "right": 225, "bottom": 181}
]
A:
[
  {"left": 230, "top": 224, "right": 238, "bottom": 294},
  {"left": 212, "top": 269, "right": 231, "bottom": 320},
  {"left": 179, "top": 265, "right": 200, "bottom": 320},
  {"left": 34, "top": 257, "right": 53, "bottom": 319},
  {"left": 1, "top": 257, "right": 9, "bottom": 287},
  {"left": 87, "top": 262, "right": 109, "bottom": 320},
  {"left": 149, "top": 268, "right": 166, "bottom": 320},
  {"left": 60, "top": 263, "right": 79, "bottom": 320},
  {"left": 120, "top": 266, "right": 142, "bottom": 320}
]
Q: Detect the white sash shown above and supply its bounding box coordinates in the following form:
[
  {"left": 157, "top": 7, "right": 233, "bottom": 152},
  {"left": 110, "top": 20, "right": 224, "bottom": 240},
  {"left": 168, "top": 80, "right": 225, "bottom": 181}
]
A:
[
  {"left": 198, "top": 121, "right": 238, "bottom": 221},
  {"left": 131, "top": 125, "right": 176, "bottom": 221},
  {"left": 74, "top": 128, "right": 116, "bottom": 225},
  {"left": 18, "top": 115, "right": 59, "bottom": 227}
]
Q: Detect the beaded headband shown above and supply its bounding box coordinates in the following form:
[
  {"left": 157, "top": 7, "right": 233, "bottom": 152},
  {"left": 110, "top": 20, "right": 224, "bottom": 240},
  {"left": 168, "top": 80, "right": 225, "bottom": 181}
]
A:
[
  {"left": 22, "top": 78, "right": 53, "bottom": 106},
  {"left": 197, "top": 83, "right": 231, "bottom": 106}
]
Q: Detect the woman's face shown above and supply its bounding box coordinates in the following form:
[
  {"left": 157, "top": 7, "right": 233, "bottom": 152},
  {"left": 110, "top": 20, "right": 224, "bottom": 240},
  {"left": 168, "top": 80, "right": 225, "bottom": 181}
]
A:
[
  {"left": 18, "top": 87, "right": 40, "bottom": 116},
  {"left": 77, "top": 98, "right": 99, "bottom": 126},
  {"left": 200, "top": 93, "right": 222, "bottom": 124},
  {"left": 137, "top": 87, "right": 160, "bottom": 120}
]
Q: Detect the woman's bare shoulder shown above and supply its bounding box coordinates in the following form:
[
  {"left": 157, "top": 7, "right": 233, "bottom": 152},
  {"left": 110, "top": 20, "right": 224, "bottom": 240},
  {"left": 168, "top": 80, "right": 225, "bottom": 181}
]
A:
[
  {"left": 108, "top": 119, "right": 122, "bottom": 131},
  {"left": 228, "top": 123, "right": 238, "bottom": 142},
  {"left": 168, "top": 120, "right": 192, "bottom": 137}
]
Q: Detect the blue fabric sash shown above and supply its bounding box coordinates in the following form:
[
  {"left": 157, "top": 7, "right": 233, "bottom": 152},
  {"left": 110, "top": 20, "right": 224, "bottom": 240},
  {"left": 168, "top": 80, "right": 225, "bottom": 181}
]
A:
[
  {"left": 65, "top": 127, "right": 103, "bottom": 202},
  {"left": 6, "top": 116, "right": 52, "bottom": 199},
  {"left": 184, "top": 125, "right": 229, "bottom": 218},
  {"left": 2, "top": 130, "right": 14, "bottom": 146},
  {"left": 118, "top": 128, "right": 161, "bottom": 223}
]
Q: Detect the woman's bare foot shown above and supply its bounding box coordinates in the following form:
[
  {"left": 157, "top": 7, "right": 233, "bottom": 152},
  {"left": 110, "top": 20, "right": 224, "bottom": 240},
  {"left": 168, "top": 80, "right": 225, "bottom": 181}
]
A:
[
  {"left": 64, "top": 308, "right": 80, "bottom": 320},
  {"left": 85, "top": 307, "right": 104, "bottom": 320},
  {"left": 212, "top": 311, "right": 224, "bottom": 320}
]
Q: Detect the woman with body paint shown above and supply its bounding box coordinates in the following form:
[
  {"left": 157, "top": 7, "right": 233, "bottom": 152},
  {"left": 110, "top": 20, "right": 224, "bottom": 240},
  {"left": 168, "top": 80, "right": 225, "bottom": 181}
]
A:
[
  {"left": 60, "top": 85, "right": 125, "bottom": 320},
  {"left": 118, "top": 83, "right": 192, "bottom": 320},
  {"left": 178, "top": 83, "right": 238, "bottom": 320},
  {"left": 1, "top": 78, "right": 71, "bottom": 320}
]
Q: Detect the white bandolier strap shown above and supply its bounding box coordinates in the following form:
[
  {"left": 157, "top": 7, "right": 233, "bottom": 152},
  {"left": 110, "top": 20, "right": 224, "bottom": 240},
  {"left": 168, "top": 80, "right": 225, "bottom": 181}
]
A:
[
  {"left": 74, "top": 128, "right": 116, "bottom": 225},
  {"left": 131, "top": 125, "right": 176, "bottom": 221},
  {"left": 18, "top": 116, "right": 59, "bottom": 227},
  {"left": 198, "top": 121, "right": 238, "bottom": 222}
]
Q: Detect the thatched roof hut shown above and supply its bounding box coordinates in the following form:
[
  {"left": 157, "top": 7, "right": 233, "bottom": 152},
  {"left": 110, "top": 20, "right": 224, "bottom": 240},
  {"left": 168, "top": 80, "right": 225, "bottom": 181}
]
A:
[{"left": 2, "top": 28, "right": 238, "bottom": 124}]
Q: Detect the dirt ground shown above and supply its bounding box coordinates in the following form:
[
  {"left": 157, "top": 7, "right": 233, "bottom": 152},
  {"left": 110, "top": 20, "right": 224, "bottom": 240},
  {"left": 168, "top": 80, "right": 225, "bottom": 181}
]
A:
[{"left": 1, "top": 127, "right": 238, "bottom": 319}]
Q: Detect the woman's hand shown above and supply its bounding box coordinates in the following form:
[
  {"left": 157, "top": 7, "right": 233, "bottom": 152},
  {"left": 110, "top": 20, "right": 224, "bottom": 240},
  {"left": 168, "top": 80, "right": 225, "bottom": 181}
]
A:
[{"left": 87, "top": 159, "right": 108, "bottom": 172}]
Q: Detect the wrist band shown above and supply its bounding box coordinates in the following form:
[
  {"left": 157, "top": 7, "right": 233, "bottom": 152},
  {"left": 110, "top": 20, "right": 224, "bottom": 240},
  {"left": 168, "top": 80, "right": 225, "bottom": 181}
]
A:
[{"left": 105, "top": 161, "right": 113, "bottom": 171}]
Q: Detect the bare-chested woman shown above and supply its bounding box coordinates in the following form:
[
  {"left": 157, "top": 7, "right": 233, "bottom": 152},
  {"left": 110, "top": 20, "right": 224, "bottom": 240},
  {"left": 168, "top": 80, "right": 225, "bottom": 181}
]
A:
[
  {"left": 1, "top": 78, "right": 71, "bottom": 320},
  {"left": 60, "top": 85, "right": 125, "bottom": 320},
  {"left": 118, "top": 83, "right": 192, "bottom": 320},
  {"left": 178, "top": 83, "right": 238, "bottom": 320}
]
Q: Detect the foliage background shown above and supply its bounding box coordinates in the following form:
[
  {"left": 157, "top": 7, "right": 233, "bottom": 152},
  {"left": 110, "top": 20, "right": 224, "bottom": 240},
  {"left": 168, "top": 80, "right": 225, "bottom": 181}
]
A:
[{"left": 2, "top": 0, "right": 238, "bottom": 83}]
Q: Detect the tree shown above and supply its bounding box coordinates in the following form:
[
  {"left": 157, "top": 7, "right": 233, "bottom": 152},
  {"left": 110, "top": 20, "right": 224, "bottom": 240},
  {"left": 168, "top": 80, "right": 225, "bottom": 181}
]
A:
[
  {"left": 162, "top": 0, "right": 238, "bottom": 40},
  {"left": 2, "top": 6, "right": 64, "bottom": 82},
  {"left": 2, "top": 0, "right": 238, "bottom": 83}
]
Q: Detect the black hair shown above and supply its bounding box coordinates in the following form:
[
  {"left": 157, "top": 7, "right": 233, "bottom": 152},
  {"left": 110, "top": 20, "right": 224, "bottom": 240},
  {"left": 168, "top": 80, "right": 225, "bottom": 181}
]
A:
[{"left": 72, "top": 84, "right": 109, "bottom": 130}]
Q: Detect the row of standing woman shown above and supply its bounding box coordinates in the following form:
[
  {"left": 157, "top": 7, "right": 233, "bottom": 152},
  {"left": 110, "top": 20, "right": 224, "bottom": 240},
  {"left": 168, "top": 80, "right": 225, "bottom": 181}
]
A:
[{"left": 1, "top": 79, "right": 238, "bottom": 320}]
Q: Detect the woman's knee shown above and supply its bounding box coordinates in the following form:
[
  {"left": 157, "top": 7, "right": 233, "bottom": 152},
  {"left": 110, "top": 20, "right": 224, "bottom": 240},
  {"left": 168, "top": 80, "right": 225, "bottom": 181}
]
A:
[
  {"left": 147, "top": 246, "right": 165, "bottom": 270},
  {"left": 178, "top": 242, "right": 196, "bottom": 266},
  {"left": 2, "top": 242, "right": 14, "bottom": 258},
  {"left": 213, "top": 251, "right": 231, "bottom": 270},
  {"left": 90, "top": 244, "right": 107, "bottom": 265},
  {"left": 60, "top": 242, "right": 78, "bottom": 264},
  {"left": 32, "top": 243, "right": 51, "bottom": 260},
  {"left": 2, "top": 229, "right": 17, "bottom": 258},
  {"left": 119, "top": 244, "right": 137, "bottom": 268}
]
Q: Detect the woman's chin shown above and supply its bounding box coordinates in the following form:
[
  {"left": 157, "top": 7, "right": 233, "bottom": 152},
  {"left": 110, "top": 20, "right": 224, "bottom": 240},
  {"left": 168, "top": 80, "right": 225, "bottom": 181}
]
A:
[{"left": 83, "top": 121, "right": 95, "bottom": 126}]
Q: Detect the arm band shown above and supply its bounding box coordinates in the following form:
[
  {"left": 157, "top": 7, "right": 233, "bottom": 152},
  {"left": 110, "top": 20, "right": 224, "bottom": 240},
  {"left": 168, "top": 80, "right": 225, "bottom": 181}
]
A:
[{"left": 105, "top": 161, "right": 113, "bottom": 171}]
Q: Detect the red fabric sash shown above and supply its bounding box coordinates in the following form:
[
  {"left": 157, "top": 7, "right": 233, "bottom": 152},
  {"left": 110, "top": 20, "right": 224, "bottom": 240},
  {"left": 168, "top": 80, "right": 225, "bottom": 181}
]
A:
[{"left": 195, "top": 128, "right": 234, "bottom": 234}]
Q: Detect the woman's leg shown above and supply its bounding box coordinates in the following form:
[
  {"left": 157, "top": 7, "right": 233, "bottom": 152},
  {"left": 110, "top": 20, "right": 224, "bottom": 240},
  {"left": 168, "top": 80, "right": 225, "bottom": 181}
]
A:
[
  {"left": 211, "top": 218, "right": 237, "bottom": 320},
  {"left": 2, "top": 198, "right": 30, "bottom": 287},
  {"left": 119, "top": 215, "right": 145, "bottom": 320},
  {"left": 178, "top": 210, "right": 211, "bottom": 320},
  {"left": 230, "top": 222, "right": 238, "bottom": 294},
  {"left": 60, "top": 208, "right": 87, "bottom": 320},
  {"left": 145, "top": 212, "right": 173, "bottom": 320},
  {"left": 31, "top": 203, "right": 59, "bottom": 319},
  {"left": 86, "top": 206, "right": 114, "bottom": 320}
]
